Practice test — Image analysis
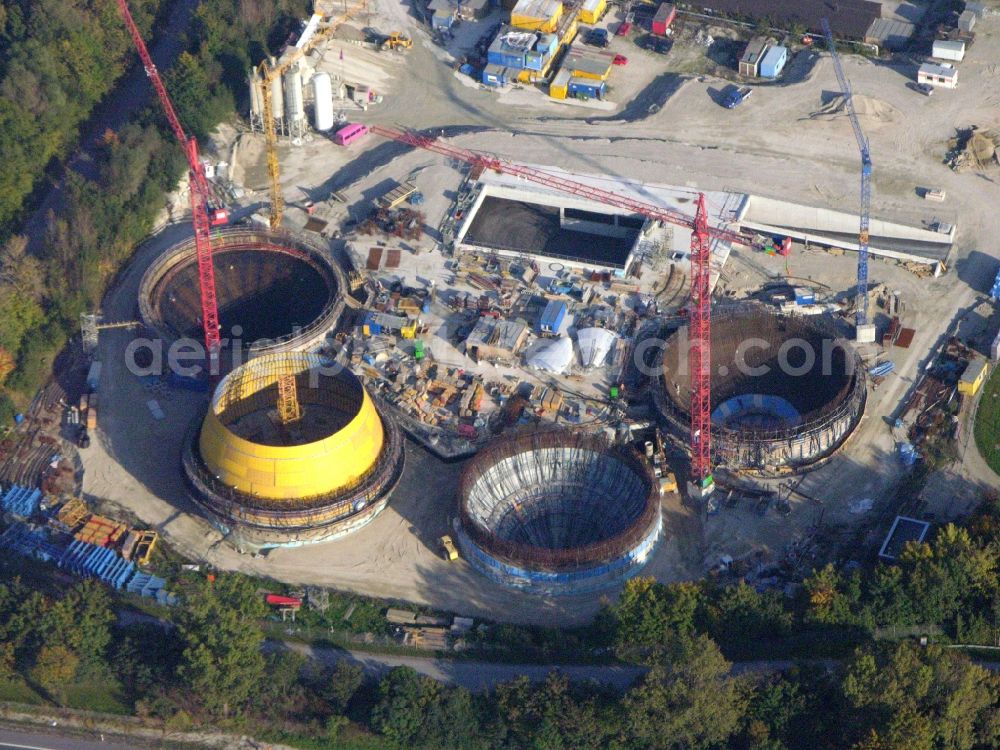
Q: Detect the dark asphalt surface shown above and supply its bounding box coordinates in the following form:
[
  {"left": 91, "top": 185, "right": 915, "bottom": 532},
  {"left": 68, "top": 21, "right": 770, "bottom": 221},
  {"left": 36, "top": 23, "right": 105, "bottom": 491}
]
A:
[{"left": 0, "top": 728, "right": 138, "bottom": 750}]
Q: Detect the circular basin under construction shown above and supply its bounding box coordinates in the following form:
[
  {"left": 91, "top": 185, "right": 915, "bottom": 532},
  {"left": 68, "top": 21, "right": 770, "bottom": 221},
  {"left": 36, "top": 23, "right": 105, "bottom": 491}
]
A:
[
  {"left": 139, "top": 228, "right": 345, "bottom": 356},
  {"left": 182, "top": 351, "right": 404, "bottom": 549},
  {"left": 456, "top": 431, "right": 661, "bottom": 594},
  {"left": 654, "top": 305, "right": 866, "bottom": 473}
]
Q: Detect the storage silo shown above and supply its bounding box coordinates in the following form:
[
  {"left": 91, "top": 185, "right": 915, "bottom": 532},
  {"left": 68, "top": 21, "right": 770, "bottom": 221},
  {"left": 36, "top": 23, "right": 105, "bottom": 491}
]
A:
[
  {"left": 269, "top": 59, "right": 285, "bottom": 121},
  {"left": 313, "top": 72, "right": 334, "bottom": 131},
  {"left": 284, "top": 64, "right": 305, "bottom": 127},
  {"left": 248, "top": 68, "right": 263, "bottom": 119}
]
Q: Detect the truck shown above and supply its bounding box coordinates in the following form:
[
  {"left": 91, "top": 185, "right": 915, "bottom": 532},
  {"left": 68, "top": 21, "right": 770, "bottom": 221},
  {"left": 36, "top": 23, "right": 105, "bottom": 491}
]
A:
[{"left": 724, "top": 86, "right": 752, "bottom": 109}]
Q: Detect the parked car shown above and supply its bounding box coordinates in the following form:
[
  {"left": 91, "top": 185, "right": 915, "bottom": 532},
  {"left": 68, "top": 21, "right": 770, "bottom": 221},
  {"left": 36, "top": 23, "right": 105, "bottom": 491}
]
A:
[
  {"left": 587, "top": 28, "right": 610, "bottom": 47},
  {"left": 908, "top": 81, "right": 934, "bottom": 96},
  {"left": 613, "top": 54, "right": 628, "bottom": 65},
  {"left": 723, "top": 86, "right": 752, "bottom": 108},
  {"left": 654, "top": 38, "right": 672, "bottom": 54}
]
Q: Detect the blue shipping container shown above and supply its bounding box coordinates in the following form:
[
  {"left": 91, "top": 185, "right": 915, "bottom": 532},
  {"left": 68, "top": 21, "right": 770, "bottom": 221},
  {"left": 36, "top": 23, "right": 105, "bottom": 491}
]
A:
[
  {"left": 793, "top": 287, "right": 815, "bottom": 305},
  {"left": 481, "top": 65, "right": 508, "bottom": 86},
  {"left": 540, "top": 300, "right": 567, "bottom": 333},
  {"left": 536, "top": 33, "right": 558, "bottom": 56},
  {"left": 487, "top": 50, "right": 525, "bottom": 68},
  {"left": 524, "top": 50, "right": 545, "bottom": 71},
  {"left": 568, "top": 77, "right": 605, "bottom": 99},
  {"left": 759, "top": 45, "right": 787, "bottom": 78}
]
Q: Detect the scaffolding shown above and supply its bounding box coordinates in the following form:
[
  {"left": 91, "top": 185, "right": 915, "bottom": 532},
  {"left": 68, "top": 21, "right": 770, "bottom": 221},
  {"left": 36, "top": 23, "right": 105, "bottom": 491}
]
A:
[{"left": 458, "top": 430, "right": 659, "bottom": 573}]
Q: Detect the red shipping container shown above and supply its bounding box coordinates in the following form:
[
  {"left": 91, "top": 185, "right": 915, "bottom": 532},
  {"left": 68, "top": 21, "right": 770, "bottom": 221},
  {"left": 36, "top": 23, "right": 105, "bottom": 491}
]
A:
[{"left": 652, "top": 3, "right": 676, "bottom": 35}]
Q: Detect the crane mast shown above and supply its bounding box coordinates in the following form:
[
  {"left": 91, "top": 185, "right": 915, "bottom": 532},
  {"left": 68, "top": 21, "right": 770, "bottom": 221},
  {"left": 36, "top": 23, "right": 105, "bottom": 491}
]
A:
[
  {"left": 369, "top": 126, "right": 742, "bottom": 493},
  {"left": 257, "top": 1, "right": 368, "bottom": 229},
  {"left": 822, "top": 18, "right": 872, "bottom": 335},
  {"left": 117, "top": 0, "right": 221, "bottom": 368}
]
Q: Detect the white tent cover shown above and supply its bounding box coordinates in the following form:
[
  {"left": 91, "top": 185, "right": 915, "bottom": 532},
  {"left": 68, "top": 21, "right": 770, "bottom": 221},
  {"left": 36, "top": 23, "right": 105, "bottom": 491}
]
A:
[
  {"left": 527, "top": 337, "right": 574, "bottom": 374},
  {"left": 576, "top": 327, "right": 617, "bottom": 368}
]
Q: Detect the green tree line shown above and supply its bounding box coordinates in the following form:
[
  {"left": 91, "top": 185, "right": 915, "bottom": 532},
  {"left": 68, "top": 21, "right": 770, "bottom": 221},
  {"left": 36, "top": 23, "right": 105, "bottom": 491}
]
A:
[{"left": 2, "top": 562, "right": 1000, "bottom": 750}]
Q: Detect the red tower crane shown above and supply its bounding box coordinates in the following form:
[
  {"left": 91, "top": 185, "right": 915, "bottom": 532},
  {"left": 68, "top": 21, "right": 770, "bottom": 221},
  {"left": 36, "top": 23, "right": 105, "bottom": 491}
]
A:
[
  {"left": 116, "top": 0, "right": 222, "bottom": 370},
  {"left": 370, "top": 126, "right": 748, "bottom": 491}
]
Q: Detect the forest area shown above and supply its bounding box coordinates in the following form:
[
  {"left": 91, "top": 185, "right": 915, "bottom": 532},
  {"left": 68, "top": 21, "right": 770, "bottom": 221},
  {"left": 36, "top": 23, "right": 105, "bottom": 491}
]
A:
[
  {"left": 0, "top": 0, "right": 309, "bottom": 423},
  {"left": 5, "top": 494, "right": 1000, "bottom": 749}
]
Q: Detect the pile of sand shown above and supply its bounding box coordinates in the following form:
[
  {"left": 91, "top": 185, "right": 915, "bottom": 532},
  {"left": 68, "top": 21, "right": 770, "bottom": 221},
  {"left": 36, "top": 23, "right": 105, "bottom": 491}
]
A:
[
  {"left": 806, "top": 93, "right": 899, "bottom": 127},
  {"left": 950, "top": 129, "right": 1000, "bottom": 171}
]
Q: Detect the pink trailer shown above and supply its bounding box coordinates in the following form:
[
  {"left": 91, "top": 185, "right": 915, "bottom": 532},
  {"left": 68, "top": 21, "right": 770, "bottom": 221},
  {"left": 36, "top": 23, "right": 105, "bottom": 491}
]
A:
[{"left": 333, "top": 123, "right": 370, "bottom": 145}]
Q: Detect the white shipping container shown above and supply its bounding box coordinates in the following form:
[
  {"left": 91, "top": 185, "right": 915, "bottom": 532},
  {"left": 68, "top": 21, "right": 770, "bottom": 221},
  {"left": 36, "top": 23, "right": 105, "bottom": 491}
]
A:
[{"left": 931, "top": 39, "right": 965, "bottom": 62}]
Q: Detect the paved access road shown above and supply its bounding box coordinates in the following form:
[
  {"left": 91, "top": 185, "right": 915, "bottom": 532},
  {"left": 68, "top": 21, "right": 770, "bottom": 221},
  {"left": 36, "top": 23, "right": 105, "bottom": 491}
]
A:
[{"left": 0, "top": 728, "right": 137, "bottom": 750}]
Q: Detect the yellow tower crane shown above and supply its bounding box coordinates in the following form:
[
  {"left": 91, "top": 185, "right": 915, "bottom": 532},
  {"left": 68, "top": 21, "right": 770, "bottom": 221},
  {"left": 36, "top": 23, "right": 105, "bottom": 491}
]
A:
[
  {"left": 276, "top": 374, "right": 303, "bottom": 423},
  {"left": 257, "top": 0, "right": 368, "bottom": 229}
]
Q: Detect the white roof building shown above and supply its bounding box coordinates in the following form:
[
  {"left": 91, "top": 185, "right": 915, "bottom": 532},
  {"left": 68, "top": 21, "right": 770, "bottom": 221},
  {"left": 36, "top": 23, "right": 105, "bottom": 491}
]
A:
[{"left": 918, "top": 61, "right": 958, "bottom": 88}]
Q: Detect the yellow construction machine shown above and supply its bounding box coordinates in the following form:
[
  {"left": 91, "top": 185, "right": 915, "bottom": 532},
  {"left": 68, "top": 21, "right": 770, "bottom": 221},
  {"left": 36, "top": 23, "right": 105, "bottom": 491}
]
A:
[{"left": 381, "top": 32, "right": 412, "bottom": 51}]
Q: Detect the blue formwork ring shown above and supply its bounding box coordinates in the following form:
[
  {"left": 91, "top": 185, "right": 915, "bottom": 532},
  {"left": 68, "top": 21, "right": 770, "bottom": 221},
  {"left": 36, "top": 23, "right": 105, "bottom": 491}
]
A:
[{"left": 455, "top": 511, "right": 662, "bottom": 595}]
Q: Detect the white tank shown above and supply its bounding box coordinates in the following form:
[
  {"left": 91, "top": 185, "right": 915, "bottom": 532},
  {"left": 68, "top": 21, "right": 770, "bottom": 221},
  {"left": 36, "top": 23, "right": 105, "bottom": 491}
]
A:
[
  {"left": 284, "top": 65, "right": 305, "bottom": 125},
  {"left": 269, "top": 72, "right": 285, "bottom": 121},
  {"left": 268, "top": 58, "right": 284, "bottom": 121},
  {"left": 248, "top": 69, "right": 263, "bottom": 117},
  {"left": 312, "top": 72, "right": 334, "bottom": 131}
]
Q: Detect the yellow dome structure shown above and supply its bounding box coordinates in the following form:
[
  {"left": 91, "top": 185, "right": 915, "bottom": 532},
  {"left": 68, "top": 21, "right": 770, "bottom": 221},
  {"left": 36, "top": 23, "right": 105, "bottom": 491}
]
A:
[{"left": 183, "top": 352, "right": 404, "bottom": 549}]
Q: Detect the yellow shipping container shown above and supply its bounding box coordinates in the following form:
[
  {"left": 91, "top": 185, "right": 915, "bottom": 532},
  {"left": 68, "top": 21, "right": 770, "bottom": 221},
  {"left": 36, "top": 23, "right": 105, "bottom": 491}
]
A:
[
  {"left": 549, "top": 68, "right": 570, "bottom": 98},
  {"left": 511, "top": 0, "right": 562, "bottom": 32},
  {"left": 959, "top": 357, "right": 988, "bottom": 396},
  {"left": 577, "top": 0, "right": 605, "bottom": 24}
]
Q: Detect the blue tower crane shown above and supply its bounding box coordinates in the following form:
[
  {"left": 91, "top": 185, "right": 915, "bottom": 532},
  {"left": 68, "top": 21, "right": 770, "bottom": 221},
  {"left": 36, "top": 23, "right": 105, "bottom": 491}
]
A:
[{"left": 822, "top": 18, "right": 872, "bottom": 334}]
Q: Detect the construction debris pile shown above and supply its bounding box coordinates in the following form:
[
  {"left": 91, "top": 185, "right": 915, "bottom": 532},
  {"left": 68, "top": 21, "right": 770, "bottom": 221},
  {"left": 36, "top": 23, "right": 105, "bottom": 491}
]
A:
[{"left": 948, "top": 127, "right": 1000, "bottom": 171}]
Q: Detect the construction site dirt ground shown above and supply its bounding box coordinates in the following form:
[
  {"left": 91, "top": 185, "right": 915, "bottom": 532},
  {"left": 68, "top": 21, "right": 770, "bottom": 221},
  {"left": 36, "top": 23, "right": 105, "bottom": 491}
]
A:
[{"left": 78, "top": 2, "right": 1000, "bottom": 625}]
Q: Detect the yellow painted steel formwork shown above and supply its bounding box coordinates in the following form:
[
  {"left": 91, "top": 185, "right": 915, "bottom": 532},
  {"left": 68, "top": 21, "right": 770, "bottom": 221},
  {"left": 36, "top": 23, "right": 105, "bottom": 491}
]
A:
[{"left": 198, "top": 353, "right": 385, "bottom": 500}]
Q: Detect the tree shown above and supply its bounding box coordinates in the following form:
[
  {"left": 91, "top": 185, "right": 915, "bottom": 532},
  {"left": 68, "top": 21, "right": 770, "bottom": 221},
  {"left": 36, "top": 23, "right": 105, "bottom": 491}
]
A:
[
  {"left": 493, "top": 672, "right": 616, "bottom": 750},
  {"left": 326, "top": 659, "right": 364, "bottom": 714},
  {"left": 256, "top": 649, "right": 306, "bottom": 716},
  {"left": 370, "top": 666, "right": 430, "bottom": 746},
  {"left": 706, "top": 581, "right": 793, "bottom": 651},
  {"left": 176, "top": 574, "right": 267, "bottom": 717},
  {"left": 624, "top": 634, "right": 746, "bottom": 750},
  {"left": 53, "top": 581, "right": 115, "bottom": 672},
  {"left": 803, "top": 564, "right": 862, "bottom": 626},
  {"left": 614, "top": 578, "right": 702, "bottom": 659},
  {"left": 0, "top": 642, "right": 15, "bottom": 680},
  {"left": 0, "top": 235, "right": 44, "bottom": 301},
  {"left": 841, "top": 643, "right": 1000, "bottom": 750},
  {"left": 30, "top": 644, "right": 79, "bottom": 702}
]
